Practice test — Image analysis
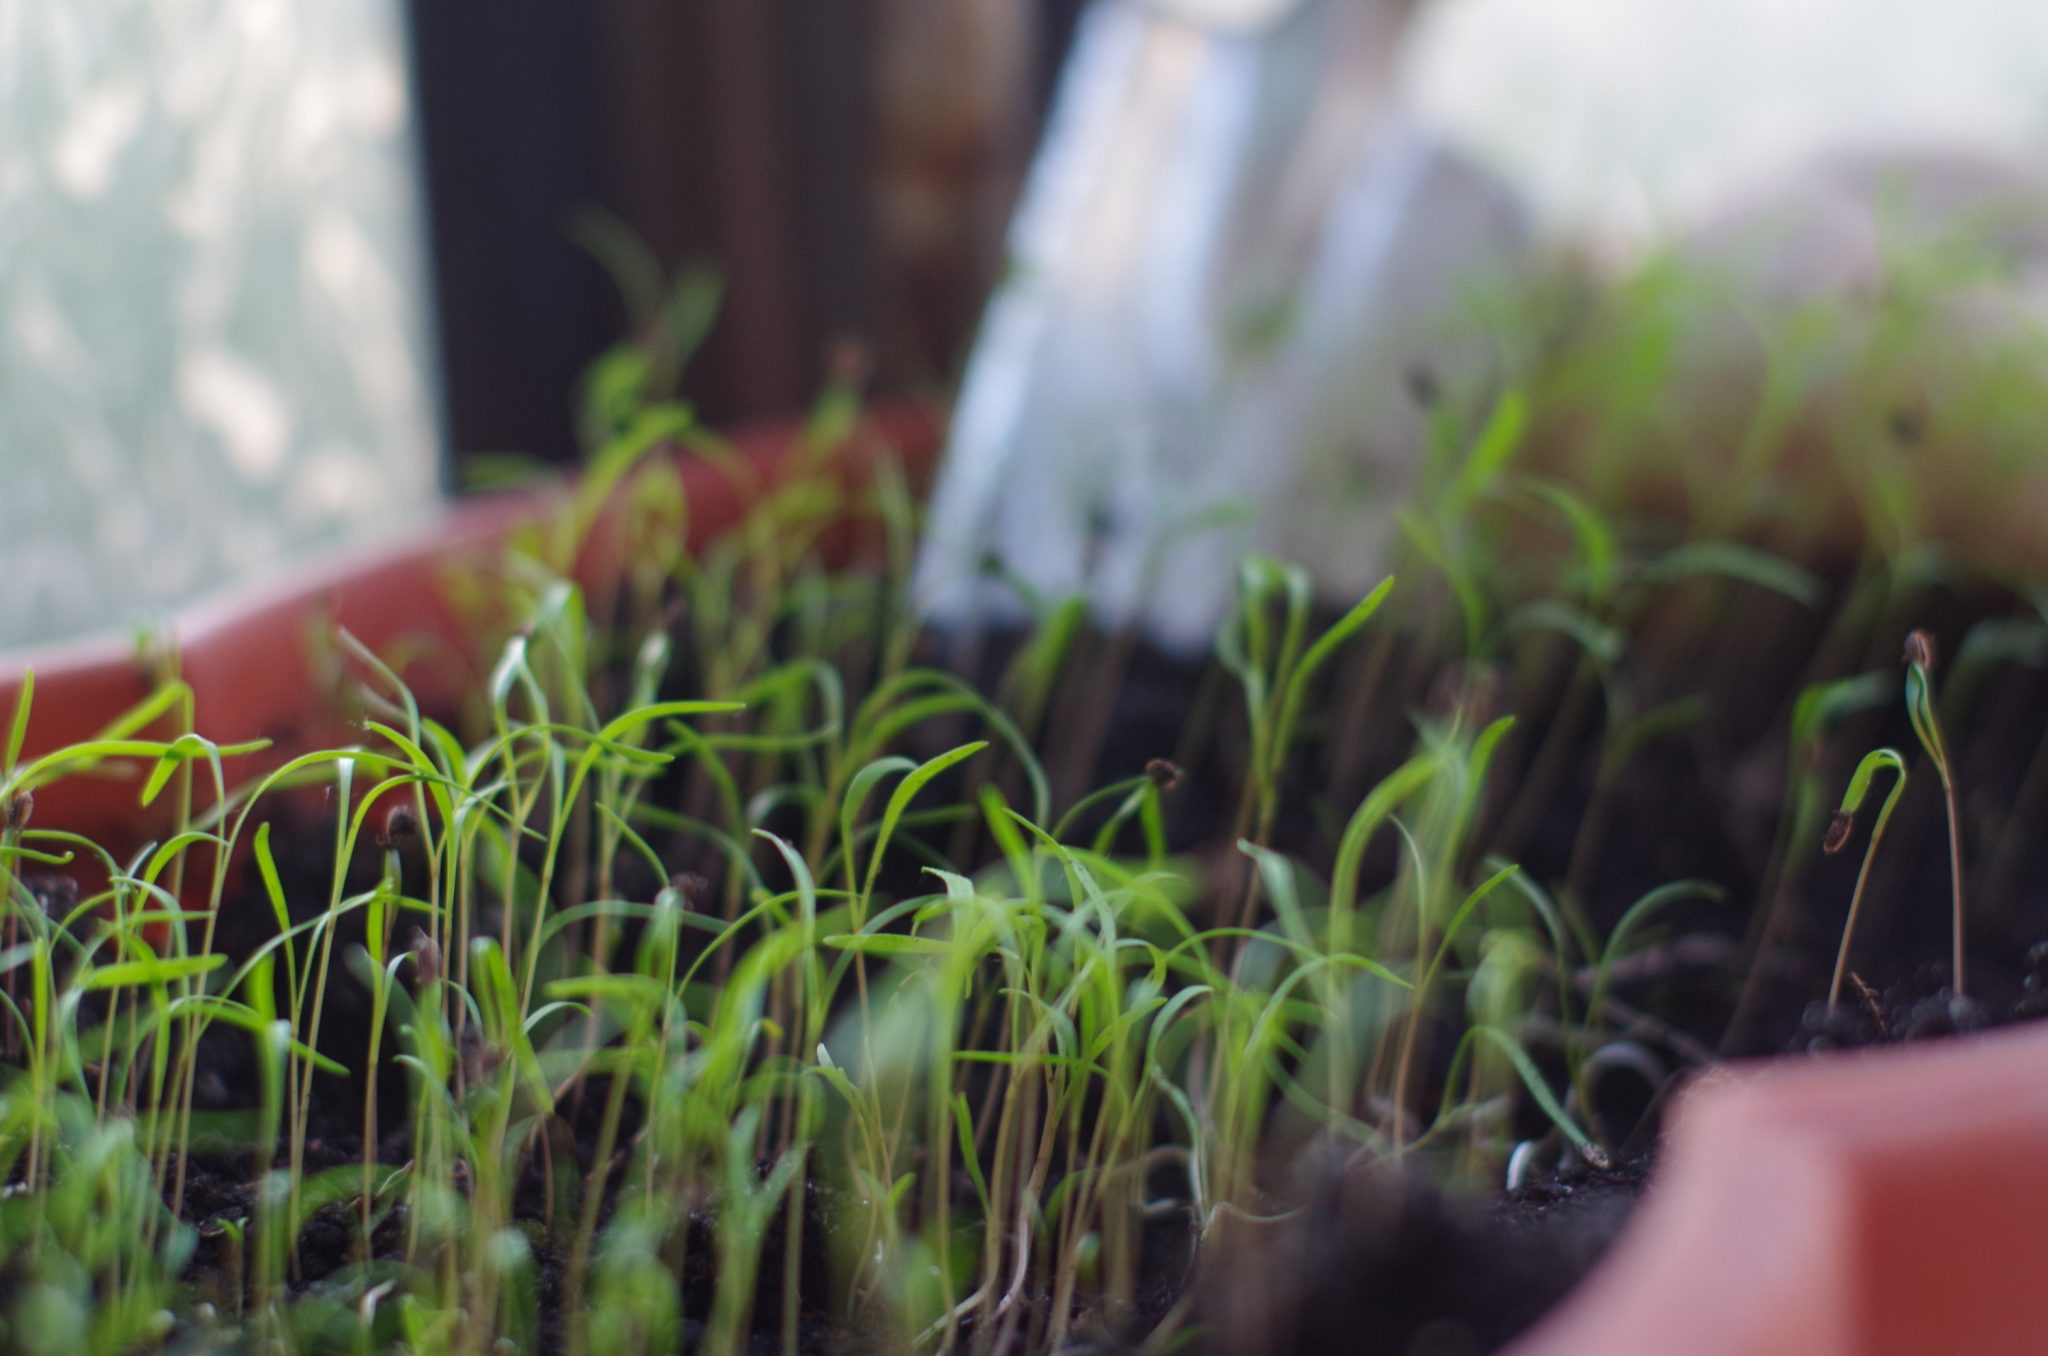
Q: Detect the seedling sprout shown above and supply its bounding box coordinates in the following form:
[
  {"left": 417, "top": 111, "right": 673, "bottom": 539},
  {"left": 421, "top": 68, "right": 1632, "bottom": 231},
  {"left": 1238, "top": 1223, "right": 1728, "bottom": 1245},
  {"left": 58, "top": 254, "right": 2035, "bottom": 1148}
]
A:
[
  {"left": 1823, "top": 747, "right": 1908, "bottom": 1013},
  {"left": 1904, "top": 629, "right": 1969, "bottom": 997}
]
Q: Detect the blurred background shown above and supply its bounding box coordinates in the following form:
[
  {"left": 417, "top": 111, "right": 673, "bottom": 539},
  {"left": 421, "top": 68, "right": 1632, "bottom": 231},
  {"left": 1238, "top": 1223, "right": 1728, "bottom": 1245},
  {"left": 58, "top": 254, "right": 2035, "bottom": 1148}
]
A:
[
  {"left": 3, "top": 0, "right": 1084, "bottom": 649},
  {"left": 8, "top": 0, "right": 2048, "bottom": 648}
]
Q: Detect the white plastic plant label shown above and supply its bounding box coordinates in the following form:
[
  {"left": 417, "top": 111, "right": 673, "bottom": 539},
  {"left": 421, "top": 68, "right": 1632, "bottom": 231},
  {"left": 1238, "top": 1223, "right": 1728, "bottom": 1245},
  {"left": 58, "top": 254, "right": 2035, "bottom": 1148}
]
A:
[{"left": 915, "top": 0, "right": 1526, "bottom": 652}]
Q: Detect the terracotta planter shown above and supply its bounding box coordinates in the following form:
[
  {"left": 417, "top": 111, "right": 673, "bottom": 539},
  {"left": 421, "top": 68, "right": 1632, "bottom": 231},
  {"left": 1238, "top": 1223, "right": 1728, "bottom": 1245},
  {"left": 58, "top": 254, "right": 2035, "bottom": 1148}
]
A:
[
  {"left": 1508, "top": 1019, "right": 2048, "bottom": 1356},
  {"left": 0, "top": 404, "right": 943, "bottom": 858}
]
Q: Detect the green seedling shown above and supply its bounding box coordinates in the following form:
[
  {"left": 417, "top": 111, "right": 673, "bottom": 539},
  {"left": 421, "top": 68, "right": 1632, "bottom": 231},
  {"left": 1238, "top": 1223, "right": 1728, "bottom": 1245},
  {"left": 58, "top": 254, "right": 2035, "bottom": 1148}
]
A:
[
  {"left": 1903, "top": 629, "right": 1968, "bottom": 997},
  {"left": 1822, "top": 747, "right": 1908, "bottom": 1013},
  {"left": 1217, "top": 561, "right": 1394, "bottom": 843}
]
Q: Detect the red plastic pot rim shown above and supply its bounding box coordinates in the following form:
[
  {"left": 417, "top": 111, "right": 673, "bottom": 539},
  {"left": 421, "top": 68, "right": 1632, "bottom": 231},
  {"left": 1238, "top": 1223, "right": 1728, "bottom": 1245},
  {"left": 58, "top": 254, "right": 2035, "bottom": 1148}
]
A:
[
  {"left": 0, "top": 403, "right": 943, "bottom": 844},
  {"left": 1508, "top": 1018, "right": 2048, "bottom": 1356}
]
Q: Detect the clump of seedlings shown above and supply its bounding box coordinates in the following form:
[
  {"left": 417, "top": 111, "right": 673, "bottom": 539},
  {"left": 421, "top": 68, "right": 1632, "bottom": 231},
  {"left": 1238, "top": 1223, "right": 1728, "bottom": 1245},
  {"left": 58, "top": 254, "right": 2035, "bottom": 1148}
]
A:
[{"left": 1822, "top": 628, "right": 1976, "bottom": 1018}]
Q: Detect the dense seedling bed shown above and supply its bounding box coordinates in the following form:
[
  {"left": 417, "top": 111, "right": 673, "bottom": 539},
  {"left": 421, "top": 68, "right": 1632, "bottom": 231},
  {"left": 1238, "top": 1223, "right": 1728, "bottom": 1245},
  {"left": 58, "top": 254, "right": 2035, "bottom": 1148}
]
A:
[{"left": 8, "top": 322, "right": 2048, "bottom": 1355}]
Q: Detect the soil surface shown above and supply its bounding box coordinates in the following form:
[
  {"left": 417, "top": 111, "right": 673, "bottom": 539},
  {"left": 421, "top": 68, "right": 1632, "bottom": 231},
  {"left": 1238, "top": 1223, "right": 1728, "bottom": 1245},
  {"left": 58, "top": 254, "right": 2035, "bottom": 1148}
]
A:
[{"left": 1197, "top": 1154, "right": 1649, "bottom": 1356}]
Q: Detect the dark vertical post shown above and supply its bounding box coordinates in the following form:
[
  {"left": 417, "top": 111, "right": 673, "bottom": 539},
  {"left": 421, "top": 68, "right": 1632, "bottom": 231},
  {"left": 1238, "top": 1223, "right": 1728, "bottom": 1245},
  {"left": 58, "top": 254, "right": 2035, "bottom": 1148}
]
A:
[{"left": 403, "top": 0, "right": 615, "bottom": 471}]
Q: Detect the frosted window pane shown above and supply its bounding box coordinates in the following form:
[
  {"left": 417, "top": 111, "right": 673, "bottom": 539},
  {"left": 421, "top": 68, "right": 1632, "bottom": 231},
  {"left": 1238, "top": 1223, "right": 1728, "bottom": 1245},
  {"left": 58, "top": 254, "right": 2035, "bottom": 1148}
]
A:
[{"left": 1, "top": 0, "right": 440, "bottom": 649}]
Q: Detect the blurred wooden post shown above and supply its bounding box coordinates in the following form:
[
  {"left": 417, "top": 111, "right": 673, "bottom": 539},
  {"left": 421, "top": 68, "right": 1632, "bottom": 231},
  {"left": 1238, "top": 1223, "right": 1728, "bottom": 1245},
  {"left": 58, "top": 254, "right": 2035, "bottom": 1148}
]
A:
[
  {"left": 589, "top": 0, "right": 1039, "bottom": 418},
  {"left": 870, "top": 0, "right": 1040, "bottom": 385}
]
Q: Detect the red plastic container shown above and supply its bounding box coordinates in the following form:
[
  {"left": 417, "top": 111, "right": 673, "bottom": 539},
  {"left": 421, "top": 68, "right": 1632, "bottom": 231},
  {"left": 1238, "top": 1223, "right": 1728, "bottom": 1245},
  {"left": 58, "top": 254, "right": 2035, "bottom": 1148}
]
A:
[
  {"left": 1508, "top": 1019, "right": 2048, "bottom": 1356},
  {"left": 0, "top": 405, "right": 943, "bottom": 858}
]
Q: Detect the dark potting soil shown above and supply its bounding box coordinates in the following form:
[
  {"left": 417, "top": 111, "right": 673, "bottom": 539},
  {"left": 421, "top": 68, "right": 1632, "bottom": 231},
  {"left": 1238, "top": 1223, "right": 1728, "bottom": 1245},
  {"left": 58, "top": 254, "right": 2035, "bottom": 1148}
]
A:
[{"left": 1196, "top": 1153, "right": 1650, "bottom": 1356}]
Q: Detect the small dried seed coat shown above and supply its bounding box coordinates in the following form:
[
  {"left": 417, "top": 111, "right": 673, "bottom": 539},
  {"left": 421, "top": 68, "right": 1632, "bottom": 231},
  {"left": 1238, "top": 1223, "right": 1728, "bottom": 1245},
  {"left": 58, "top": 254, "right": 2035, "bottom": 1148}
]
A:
[{"left": 1822, "top": 810, "right": 1854, "bottom": 855}]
